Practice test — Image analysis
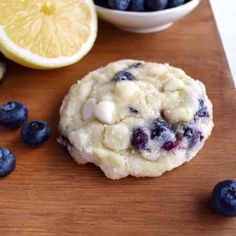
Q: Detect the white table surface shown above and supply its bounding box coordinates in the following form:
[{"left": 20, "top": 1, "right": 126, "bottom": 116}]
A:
[{"left": 209, "top": 0, "right": 236, "bottom": 87}]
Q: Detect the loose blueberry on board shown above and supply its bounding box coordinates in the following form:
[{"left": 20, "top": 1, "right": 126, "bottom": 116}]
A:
[
  {"left": 167, "top": 0, "right": 185, "bottom": 8},
  {"left": 108, "top": 0, "right": 131, "bottom": 10},
  {"left": 129, "top": 107, "right": 139, "bottom": 114},
  {"left": 183, "top": 126, "right": 203, "bottom": 147},
  {"left": 129, "top": 0, "right": 145, "bottom": 11},
  {"left": 0, "top": 59, "right": 7, "bottom": 83},
  {"left": 0, "top": 147, "right": 16, "bottom": 177},
  {"left": 94, "top": 0, "right": 109, "bottom": 7},
  {"left": 194, "top": 99, "right": 209, "bottom": 120},
  {"left": 112, "top": 71, "right": 136, "bottom": 82},
  {"left": 21, "top": 120, "right": 51, "bottom": 147},
  {"left": 0, "top": 101, "right": 28, "bottom": 129},
  {"left": 131, "top": 128, "right": 149, "bottom": 151},
  {"left": 150, "top": 117, "right": 172, "bottom": 140},
  {"left": 145, "top": 0, "right": 168, "bottom": 11},
  {"left": 212, "top": 180, "right": 236, "bottom": 217}
]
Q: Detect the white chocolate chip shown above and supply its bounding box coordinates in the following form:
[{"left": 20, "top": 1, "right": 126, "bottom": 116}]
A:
[
  {"left": 163, "top": 87, "right": 199, "bottom": 123},
  {"left": 82, "top": 98, "right": 97, "bottom": 120},
  {"left": 78, "top": 80, "right": 94, "bottom": 100},
  {"left": 69, "top": 130, "right": 89, "bottom": 147},
  {"left": 164, "top": 79, "right": 184, "bottom": 91},
  {"left": 94, "top": 101, "right": 116, "bottom": 124},
  {"left": 103, "top": 124, "right": 130, "bottom": 151},
  {"left": 164, "top": 107, "right": 193, "bottom": 123},
  {"left": 113, "top": 81, "right": 139, "bottom": 98}
]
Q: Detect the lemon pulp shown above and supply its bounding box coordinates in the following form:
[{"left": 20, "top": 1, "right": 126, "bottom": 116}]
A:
[{"left": 0, "top": 0, "right": 97, "bottom": 69}]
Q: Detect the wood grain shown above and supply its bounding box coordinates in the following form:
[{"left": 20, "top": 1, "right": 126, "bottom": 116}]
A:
[{"left": 0, "top": 1, "right": 236, "bottom": 235}]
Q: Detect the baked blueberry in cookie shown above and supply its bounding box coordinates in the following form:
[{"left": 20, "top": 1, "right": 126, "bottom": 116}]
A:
[
  {"left": 194, "top": 99, "right": 209, "bottom": 120},
  {"left": 131, "top": 128, "right": 149, "bottom": 151},
  {"left": 129, "top": 107, "right": 139, "bottom": 113},
  {"left": 150, "top": 117, "right": 173, "bottom": 140},
  {"left": 112, "top": 71, "right": 136, "bottom": 82},
  {"left": 59, "top": 60, "right": 213, "bottom": 179}
]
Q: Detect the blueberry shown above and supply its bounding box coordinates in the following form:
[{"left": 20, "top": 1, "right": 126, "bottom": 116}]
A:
[
  {"left": 0, "top": 147, "right": 16, "bottom": 177},
  {"left": 0, "top": 101, "right": 28, "bottom": 129},
  {"left": 108, "top": 0, "right": 131, "bottom": 10},
  {"left": 128, "top": 62, "right": 143, "bottom": 69},
  {"left": 212, "top": 180, "right": 236, "bottom": 217},
  {"left": 195, "top": 107, "right": 209, "bottom": 119},
  {"left": 0, "top": 58, "right": 7, "bottom": 83},
  {"left": 94, "top": 0, "right": 109, "bottom": 7},
  {"left": 129, "top": 0, "right": 145, "bottom": 11},
  {"left": 145, "top": 0, "right": 168, "bottom": 11},
  {"left": 112, "top": 71, "right": 136, "bottom": 82},
  {"left": 194, "top": 99, "right": 209, "bottom": 120},
  {"left": 129, "top": 107, "right": 139, "bottom": 113},
  {"left": 199, "top": 98, "right": 204, "bottom": 107},
  {"left": 183, "top": 126, "right": 203, "bottom": 147},
  {"left": 150, "top": 117, "right": 172, "bottom": 140},
  {"left": 131, "top": 128, "right": 148, "bottom": 151},
  {"left": 21, "top": 120, "right": 51, "bottom": 146},
  {"left": 150, "top": 117, "right": 179, "bottom": 150},
  {"left": 167, "top": 0, "right": 185, "bottom": 8},
  {"left": 162, "top": 138, "right": 180, "bottom": 151}
]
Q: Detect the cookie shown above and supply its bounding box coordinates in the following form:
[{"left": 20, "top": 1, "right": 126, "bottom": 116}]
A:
[{"left": 58, "top": 60, "right": 213, "bottom": 180}]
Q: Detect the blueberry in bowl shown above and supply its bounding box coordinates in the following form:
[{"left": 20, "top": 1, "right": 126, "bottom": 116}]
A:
[
  {"left": 108, "top": 0, "right": 131, "bottom": 10},
  {"left": 145, "top": 0, "right": 168, "bottom": 11},
  {"left": 94, "top": 0, "right": 109, "bottom": 7},
  {"left": 167, "top": 0, "right": 185, "bottom": 8},
  {"left": 129, "top": 0, "right": 145, "bottom": 12},
  {"left": 95, "top": 0, "right": 191, "bottom": 11},
  {"left": 0, "top": 101, "right": 28, "bottom": 129},
  {"left": 94, "top": 0, "right": 202, "bottom": 33}
]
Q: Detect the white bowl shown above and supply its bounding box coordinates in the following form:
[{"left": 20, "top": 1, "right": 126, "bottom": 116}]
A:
[{"left": 95, "top": 0, "right": 201, "bottom": 33}]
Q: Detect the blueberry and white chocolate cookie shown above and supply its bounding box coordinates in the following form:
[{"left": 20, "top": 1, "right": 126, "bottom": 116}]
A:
[{"left": 59, "top": 60, "right": 213, "bottom": 180}]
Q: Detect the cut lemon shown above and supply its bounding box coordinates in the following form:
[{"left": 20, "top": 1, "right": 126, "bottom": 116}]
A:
[{"left": 0, "top": 0, "right": 97, "bottom": 69}]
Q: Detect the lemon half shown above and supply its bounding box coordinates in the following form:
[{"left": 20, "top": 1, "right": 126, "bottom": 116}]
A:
[{"left": 0, "top": 0, "right": 97, "bottom": 69}]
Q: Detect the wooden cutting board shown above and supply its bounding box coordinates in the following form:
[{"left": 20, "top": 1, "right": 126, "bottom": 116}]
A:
[{"left": 0, "top": 1, "right": 236, "bottom": 235}]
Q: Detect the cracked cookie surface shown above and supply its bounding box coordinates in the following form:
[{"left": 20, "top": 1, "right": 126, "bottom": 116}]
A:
[{"left": 59, "top": 60, "right": 214, "bottom": 180}]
